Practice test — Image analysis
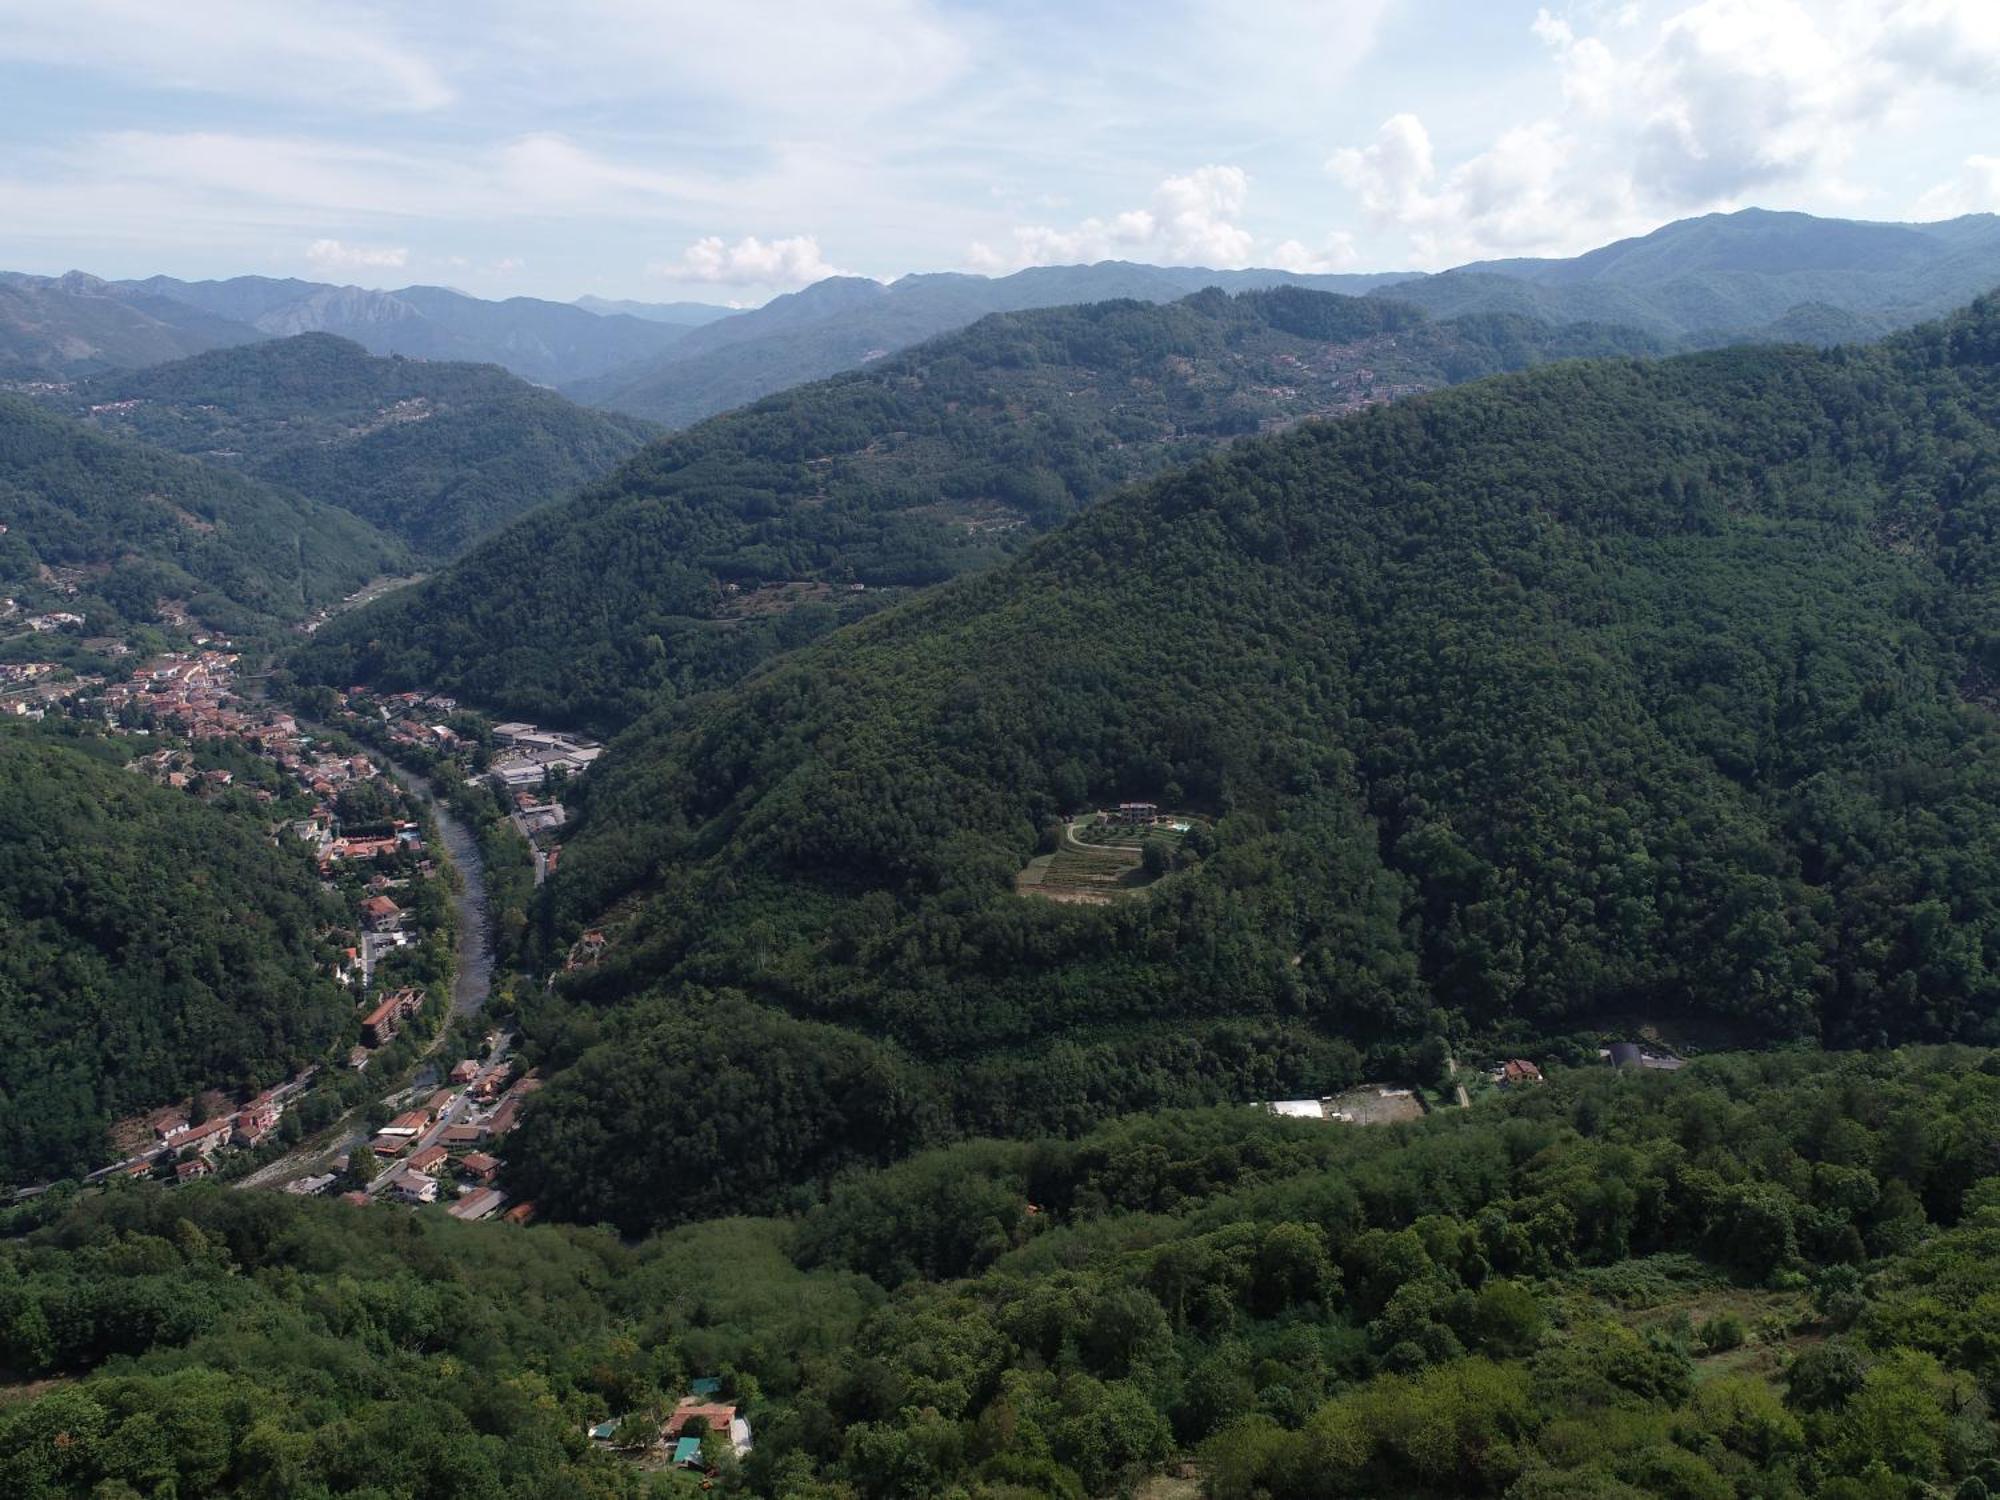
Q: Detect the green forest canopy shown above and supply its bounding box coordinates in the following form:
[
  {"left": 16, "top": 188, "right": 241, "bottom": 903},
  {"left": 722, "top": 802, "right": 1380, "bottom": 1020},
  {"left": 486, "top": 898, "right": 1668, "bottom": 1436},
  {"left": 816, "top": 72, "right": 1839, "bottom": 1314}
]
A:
[
  {"left": 7, "top": 1048, "right": 2000, "bottom": 1499},
  {"left": 65, "top": 334, "right": 656, "bottom": 557},
  {"left": 494, "top": 295, "right": 2000, "bottom": 1233},
  {"left": 0, "top": 395, "right": 402, "bottom": 637},
  {"left": 0, "top": 728, "right": 349, "bottom": 1183},
  {"left": 299, "top": 288, "right": 1662, "bottom": 728}
]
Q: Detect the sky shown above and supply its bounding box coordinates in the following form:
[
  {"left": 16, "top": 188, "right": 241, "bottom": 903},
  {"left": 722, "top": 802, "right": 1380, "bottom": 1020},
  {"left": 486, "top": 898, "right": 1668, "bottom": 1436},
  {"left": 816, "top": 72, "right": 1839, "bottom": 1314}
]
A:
[{"left": 1, "top": 0, "right": 1997, "bottom": 306}]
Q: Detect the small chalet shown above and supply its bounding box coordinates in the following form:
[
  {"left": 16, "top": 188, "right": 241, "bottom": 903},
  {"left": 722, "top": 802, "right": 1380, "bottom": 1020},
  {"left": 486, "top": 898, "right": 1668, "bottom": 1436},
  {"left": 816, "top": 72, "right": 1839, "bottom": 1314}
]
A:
[{"left": 1499, "top": 1059, "right": 1543, "bottom": 1087}]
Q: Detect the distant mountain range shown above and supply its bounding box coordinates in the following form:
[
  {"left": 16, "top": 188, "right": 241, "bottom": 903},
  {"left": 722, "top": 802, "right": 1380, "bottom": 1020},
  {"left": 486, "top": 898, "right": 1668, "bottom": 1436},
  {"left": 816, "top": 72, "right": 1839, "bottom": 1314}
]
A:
[
  {"left": 571, "top": 295, "right": 741, "bottom": 326},
  {"left": 8, "top": 208, "right": 2000, "bottom": 425},
  {"left": 60, "top": 334, "right": 655, "bottom": 557},
  {"left": 572, "top": 209, "right": 2000, "bottom": 425},
  {"left": 0, "top": 271, "right": 706, "bottom": 387}
]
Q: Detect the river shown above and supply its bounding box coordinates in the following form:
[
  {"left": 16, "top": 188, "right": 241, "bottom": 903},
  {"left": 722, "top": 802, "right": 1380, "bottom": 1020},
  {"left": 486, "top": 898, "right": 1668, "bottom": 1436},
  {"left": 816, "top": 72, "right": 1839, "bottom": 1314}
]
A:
[
  {"left": 232, "top": 751, "right": 496, "bottom": 1192},
  {"left": 387, "top": 759, "right": 494, "bottom": 1024}
]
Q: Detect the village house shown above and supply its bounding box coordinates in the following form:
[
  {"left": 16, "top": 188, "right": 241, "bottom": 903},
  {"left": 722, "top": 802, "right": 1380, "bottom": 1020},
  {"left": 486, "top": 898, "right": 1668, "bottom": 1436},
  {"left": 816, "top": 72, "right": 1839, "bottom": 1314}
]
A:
[
  {"left": 449, "top": 1059, "right": 480, "bottom": 1084},
  {"left": 662, "top": 1398, "right": 753, "bottom": 1456},
  {"left": 391, "top": 1170, "right": 438, "bottom": 1205},
  {"left": 359, "top": 894, "right": 404, "bottom": 933},
  {"left": 175, "top": 1158, "right": 212, "bottom": 1183},
  {"left": 406, "top": 1145, "right": 450, "bottom": 1176},
  {"left": 1499, "top": 1059, "right": 1543, "bottom": 1087},
  {"left": 486, "top": 1096, "right": 525, "bottom": 1136},
  {"left": 440, "top": 1122, "right": 488, "bottom": 1147},
  {"left": 177, "top": 1117, "right": 235, "bottom": 1158},
  {"left": 447, "top": 1186, "right": 508, "bottom": 1220},
  {"left": 459, "top": 1151, "right": 500, "bottom": 1184}
]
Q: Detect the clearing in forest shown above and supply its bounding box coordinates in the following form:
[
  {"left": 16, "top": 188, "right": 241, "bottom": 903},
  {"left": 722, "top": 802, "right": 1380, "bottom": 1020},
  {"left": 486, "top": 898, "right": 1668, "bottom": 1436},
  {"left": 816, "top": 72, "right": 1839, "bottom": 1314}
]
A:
[{"left": 1015, "top": 808, "right": 1201, "bottom": 904}]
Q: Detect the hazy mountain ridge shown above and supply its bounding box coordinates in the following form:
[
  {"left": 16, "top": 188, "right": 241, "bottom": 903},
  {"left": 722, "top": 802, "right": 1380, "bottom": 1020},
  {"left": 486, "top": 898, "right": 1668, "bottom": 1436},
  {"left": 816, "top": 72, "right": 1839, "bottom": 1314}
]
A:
[
  {"left": 0, "top": 272, "right": 264, "bottom": 379},
  {"left": 121, "top": 275, "right": 690, "bottom": 386},
  {"left": 577, "top": 208, "right": 2000, "bottom": 427}
]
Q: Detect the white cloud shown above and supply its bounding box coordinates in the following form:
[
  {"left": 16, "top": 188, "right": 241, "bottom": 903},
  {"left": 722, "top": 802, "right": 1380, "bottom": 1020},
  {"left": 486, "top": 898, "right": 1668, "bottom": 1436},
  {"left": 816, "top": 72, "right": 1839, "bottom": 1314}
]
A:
[
  {"left": 1332, "top": 0, "right": 2000, "bottom": 266},
  {"left": 485, "top": 0, "right": 970, "bottom": 124},
  {"left": 656, "top": 234, "right": 846, "bottom": 287},
  {"left": 1915, "top": 155, "right": 2000, "bottom": 218},
  {"left": 0, "top": 0, "right": 451, "bottom": 111},
  {"left": 1269, "top": 232, "right": 1360, "bottom": 274},
  {"left": 972, "top": 166, "right": 1260, "bottom": 271},
  {"left": 305, "top": 238, "right": 408, "bottom": 271}
]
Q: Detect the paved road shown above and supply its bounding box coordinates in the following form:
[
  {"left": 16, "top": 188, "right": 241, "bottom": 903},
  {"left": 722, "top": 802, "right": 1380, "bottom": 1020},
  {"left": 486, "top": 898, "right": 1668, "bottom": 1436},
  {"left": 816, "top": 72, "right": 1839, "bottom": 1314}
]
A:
[{"left": 241, "top": 752, "right": 500, "bottom": 1194}]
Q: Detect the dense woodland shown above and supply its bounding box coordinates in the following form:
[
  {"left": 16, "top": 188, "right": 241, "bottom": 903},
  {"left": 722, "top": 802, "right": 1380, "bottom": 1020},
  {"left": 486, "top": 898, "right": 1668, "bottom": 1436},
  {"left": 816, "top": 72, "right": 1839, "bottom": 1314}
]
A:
[
  {"left": 0, "top": 729, "right": 349, "bottom": 1182},
  {"left": 10, "top": 1050, "right": 2000, "bottom": 1498},
  {"left": 65, "top": 335, "right": 656, "bottom": 556},
  {"left": 0, "top": 395, "right": 402, "bottom": 637},
  {"left": 302, "top": 288, "right": 1661, "bottom": 728},
  {"left": 473, "top": 296, "right": 2000, "bottom": 1232}
]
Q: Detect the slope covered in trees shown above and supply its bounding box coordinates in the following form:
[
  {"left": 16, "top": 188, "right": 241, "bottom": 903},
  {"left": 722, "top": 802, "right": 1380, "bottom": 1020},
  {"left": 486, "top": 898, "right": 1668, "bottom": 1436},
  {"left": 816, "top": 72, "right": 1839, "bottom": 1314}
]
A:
[
  {"left": 1434, "top": 207, "right": 2000, "bottom": 342},
  {"left": 0, "top": 396, "right": 403, "bottom": 636},
  {"left": 568, "top": 261, "right": 1413, "bottom": 427},
  {"left": 302, "top": 288, "right": 1660, "bottom": 728},
  {"left": 498, "top": 296, "right": 2000, "bottom": 1228},
  {"left": 65, "top": 334, "right": 656, "bottom": 556},
  {"left": 0, "top": 730, "right": 348, "bottom": 1184},
  {"left": 9, "top": 1049, "right": 2000, "bottom": 1499}
]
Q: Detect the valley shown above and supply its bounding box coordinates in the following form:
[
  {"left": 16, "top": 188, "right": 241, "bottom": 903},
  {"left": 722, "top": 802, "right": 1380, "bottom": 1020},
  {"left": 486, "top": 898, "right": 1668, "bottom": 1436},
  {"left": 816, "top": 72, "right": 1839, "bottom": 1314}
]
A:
[{"left": 12, "top": 189, "right": 2000, "bottom": 1500}]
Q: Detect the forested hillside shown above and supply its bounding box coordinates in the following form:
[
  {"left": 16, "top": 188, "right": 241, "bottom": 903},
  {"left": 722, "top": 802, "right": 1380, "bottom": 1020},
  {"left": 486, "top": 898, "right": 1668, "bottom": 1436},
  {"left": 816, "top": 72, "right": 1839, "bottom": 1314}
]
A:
[
  {"left": 0, "top": 730, "right": 348, "bottom": 1183},
  {"left": 1425, "top": 207, "right": 2000, "bottom": 342},
  {"left": 568, "top": 261, "right": 1413, "bottom": 427},
  {"left": 9, "top": 1049, "right": 2000, "bottom": 1499},
  {"left": 498, "top": 296, "right": 2000, "bottom": 1230},
  {"left": 0, "top": 396, "right": 403, "bottom": 637},
  {"left": 302, "top": 288, "right": 1660, "bottom": 727},
  {"left": 65, "top": 335, "right": 655, "bottom": 556}
]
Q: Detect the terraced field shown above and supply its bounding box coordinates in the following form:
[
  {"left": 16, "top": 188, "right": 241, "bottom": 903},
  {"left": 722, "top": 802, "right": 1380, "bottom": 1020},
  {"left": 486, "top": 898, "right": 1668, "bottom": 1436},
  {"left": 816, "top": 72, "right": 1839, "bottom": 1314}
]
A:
[{"left": 1015, "top": 840, "right": 1145, "bottom": 903}]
